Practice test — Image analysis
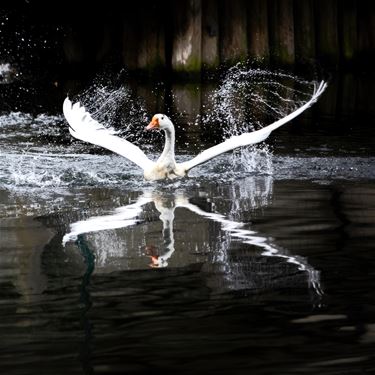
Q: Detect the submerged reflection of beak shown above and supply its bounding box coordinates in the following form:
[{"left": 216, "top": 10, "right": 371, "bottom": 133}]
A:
[
  {"left": 144, "top": 245, "right": 160, "bottom": 268},
  {"left": 146, "top": 116, "right": 159, "bottom": 130},
  {"left": 150, "top": 256, "right": 159, "bottom": 268}
]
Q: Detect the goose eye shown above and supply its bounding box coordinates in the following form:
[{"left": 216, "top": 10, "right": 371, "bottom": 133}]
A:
[{"left": 161, "top": 116, "right": 165, "bottom": 120}]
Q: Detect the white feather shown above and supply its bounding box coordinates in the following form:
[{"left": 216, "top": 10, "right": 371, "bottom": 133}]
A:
[
  {"left": 181, "top": 81, "right": 327, "bottom": 172},
  {"left": 62, "top": 80, "right": 327, "bottom": 180},
  {"left": 63, "top": 98, "right": 154, "bottom": 170}
]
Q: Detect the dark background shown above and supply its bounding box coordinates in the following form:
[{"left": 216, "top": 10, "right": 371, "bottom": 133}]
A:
[{"left": 1, "top": 0, "right": 374, "bottom": 81}]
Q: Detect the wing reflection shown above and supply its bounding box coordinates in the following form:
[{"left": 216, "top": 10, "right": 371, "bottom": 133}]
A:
[
  {"left": 63, "top": 178, "right": 322, "bottom": 297},
  {"left": 62, "top": 195, "right": 153, "bottom": 246}
]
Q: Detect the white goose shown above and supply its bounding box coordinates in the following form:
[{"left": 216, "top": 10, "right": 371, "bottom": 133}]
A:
[{"left": 63, "top": 81, "right": 327, "bottom": 181}]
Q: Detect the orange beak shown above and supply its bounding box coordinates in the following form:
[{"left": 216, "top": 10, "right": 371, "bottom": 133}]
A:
[{"left": 146, "top": 115, "right": 159, "bottom": 130}]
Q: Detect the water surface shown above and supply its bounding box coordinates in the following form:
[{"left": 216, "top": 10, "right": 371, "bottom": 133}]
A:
[{"left": 1, "top": 70, "right": 375, "bottom": 374}]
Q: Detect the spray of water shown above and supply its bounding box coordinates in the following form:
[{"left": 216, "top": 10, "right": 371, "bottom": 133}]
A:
[
  {"left": 0, "top": 64, "right": 327, "bottom": 198},
  {"left": 202, "top": 63, "right": 318, "bottom": 174},
  {"left": 73, "top": 73, "right": 151, "bottom": 147},
  {"left": 0, "top": 65, "right": 164, "bottom": 200}
]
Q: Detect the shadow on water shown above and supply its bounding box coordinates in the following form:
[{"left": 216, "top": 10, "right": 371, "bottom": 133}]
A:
[
  {"left": 76, "top": 235, "right": 95, "bottom": 375},
  {"left": 1, "top": 68, "right": 375, "bottom": 374}
]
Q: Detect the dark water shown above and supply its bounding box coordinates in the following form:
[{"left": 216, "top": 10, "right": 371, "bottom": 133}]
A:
[{"left": 1, "top": 70, "right": 375, "bottom": 374}]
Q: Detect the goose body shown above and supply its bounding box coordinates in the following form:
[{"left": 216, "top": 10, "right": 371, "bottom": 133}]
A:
[{"left": 63, "top": 81, "right": 327, "bottom": 181}]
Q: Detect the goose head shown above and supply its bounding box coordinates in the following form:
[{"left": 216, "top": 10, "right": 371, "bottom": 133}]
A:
[{"left": 146, "top": 114, "right": 174, "bottom": 132}]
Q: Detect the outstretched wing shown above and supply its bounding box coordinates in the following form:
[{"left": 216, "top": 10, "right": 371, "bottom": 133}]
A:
[
  {"left": 63, "top": 98, "right": 154, "bottom": 171},
  {"left": 181, "top": 81, "right": 327, "bottom": 172}
]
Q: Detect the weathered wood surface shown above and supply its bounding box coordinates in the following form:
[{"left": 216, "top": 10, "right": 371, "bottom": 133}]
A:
[
  {"left": 202, "top": 0, "right": 220, "bottom": 70},
  {"left": 247, "top": 0, "right": 269, "bottom": 64},
  {"left": 340, "top": 0, "right": 357, "bottom": 64},
  {"left": 269, "top": 0, "right": 295, "bottom": 66},
  {"left": 171, "top": 0, "right": 202, "bottom": 75},
  {"left": 219, "top": 0, "right": 248, "bottom": 66},
  {"left": 63, "top": 0, "right": 375, "bottom": 75},
  {"left": 315, "top": 0, "right": 340, "bottom": 67},
  {"left": 294, "top": 0, "right": 315, "bottom": 64}
]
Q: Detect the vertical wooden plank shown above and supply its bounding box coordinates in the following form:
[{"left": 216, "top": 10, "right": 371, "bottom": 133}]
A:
[
  {"left": 219, "top": 0, "right": 248, "bottom": 65},
  {"left": 171, "top": 83, "right": 202, "bottom": 146},
  {"left": 358, "top": 1, "right": 375, "bottom": 67},
  {"left": 294, "top": 0, "right": 315, "bottom": 64},
  {"left": 247, "top": 0, "right": 269, "bottom": 64},
  {"left": 339, "top": 0, "right": 357, "bottom": 65},
  {"left": 316, "top": 77, "right": 337, "bottom": 121},
  {"left": 172, "top": 83, "right": 201, "bottom": 125},
  {"left": 356, "top": 74, "right": 375, "bottom": 117},
  {"left": 122, "top": 2, "right": 166, "bottom": 73},
  {"left": 86, "top": 4, "right": 119, "bottom": 67},
  {"left": 122, "top": 5, "right": 139, "bottom": 71},
  {"left": 315, "top": 0, "right": 339, "bottom": 67},
  {"left": 171, "top": 0, "right": 202, "bottom": 75},
  {"left": 200, "top": 83, "right": 223, "bottom": 142},
  {"left": 137, "top": 1, "right": 166, "bottom": 74},
  {"left": 338, "top": 73, "right": 357, "bottom": 119},
  {"left": 268, "top": 0, "right": 295, "bottom": 66},
  {"left": 63, "top": 28, "right": 85, "bottom": 66},
  {"left": 202, "top": 0, "right": 220, "bottom": 71}
]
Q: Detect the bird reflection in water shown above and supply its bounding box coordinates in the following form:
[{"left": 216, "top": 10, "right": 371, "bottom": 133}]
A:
[
  {"left": 63, "top": 178, "right": 323, "bottom": 297},
  {"left": 143, "top": 194, "right": 178, "bottom": 268}
]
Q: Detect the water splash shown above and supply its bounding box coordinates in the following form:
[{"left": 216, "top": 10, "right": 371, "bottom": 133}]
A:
[
  {"left": 0, "top": 112, "right": 63, "bottom": 141},
  {"left": 72, "top": 74, "right": 152, "bottom": 146},
  {"left": 0, "top": 62, "right": 17, "bottom": 84},
  {"left": 0, "top": 7, "right": 64, "bottom": 80},
  {"left": 202, "top": 63, "right": 319, "bottom": 173},
  {"left": 0, "top": 67, "right": 369, "bottom": 196},
  {"left": 230, "top": 144, "right": 274, "bottom": 174},
  {"left": 204, "top": 63, "right": 316, "bottom": 133},
  {"left": 0, "top": 111, "right": 32, "bottom": 127}
]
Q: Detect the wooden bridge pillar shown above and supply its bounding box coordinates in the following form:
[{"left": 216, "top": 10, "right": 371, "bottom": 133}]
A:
[
  {"left": 294, "top": 0, "right": 315, "bottom": 65},
  {"left": 269, "top": 0, "right": 295, "bottom": 67},
  {"left": 122, "top": 2, "right": 166, "bottom": 74},
  {"left": 136, "top": 2, "right": 166, "bottom": 74},
  {"left": 202, "top": 0, "right": 220, "bottom": 71},
  {"left": 315, "top": 0, "right": 340, "bottom": 67},
  {"left": 219, "top": 0, "right": 248, "bottom": 66},
  {"left": 247, "top": 0, "right": 270, "bottom": 64},
  {"left": 339, "top": 0, "right": 357, "bottom": 65},
  {"left": 171, "top": 0, "right": 202, "bottom": 76}
]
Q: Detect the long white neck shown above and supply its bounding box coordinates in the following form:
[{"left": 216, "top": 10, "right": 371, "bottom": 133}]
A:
[{"left": 158, "top": 126, "right": 176, "bottom": 164}]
